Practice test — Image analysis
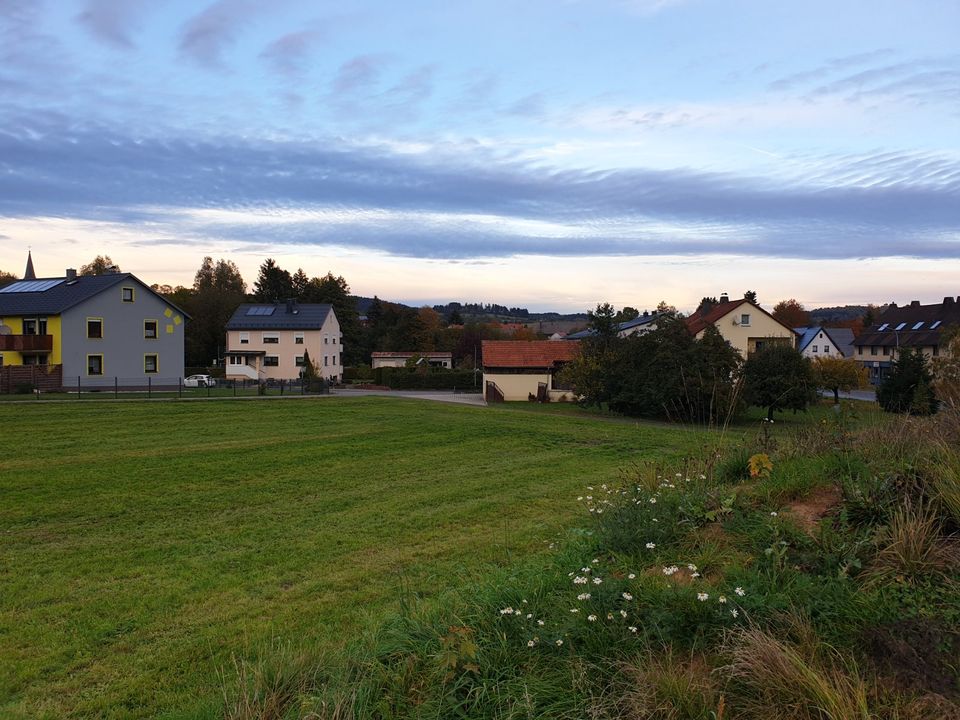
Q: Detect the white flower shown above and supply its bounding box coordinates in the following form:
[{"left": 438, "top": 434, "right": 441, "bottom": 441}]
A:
[
  {"left": 687, "top": 564, "right": 697, "bottom": 571},
  {"left": 645, "top": 542, "right": 656, "bottom": 549},
  {"left": 629, "top": 626, "right": 638, "bottom": 633},
  {"left": 675, "top": 473, "right": 682, "bottom": 477},
  {"left": 581, "top": 567, "right": 592, "bottom": 573},
  {"left": 515, "top": 609, "right": 523, "bottom": 615},
  {"left": 587, "top": 486, "right": 593, "bottom": 490},
  {"left": 570, "top": 608, "right": 579, "bottom": 613},
  {"left": 597, "top": 509, "right": 603, "bottom": 514},
  {"left": 586, "top": 495, "right": 592, "bottom": 500},
  {"left": 556, "top": 639, "right": 563, "bottom": 646},
  {"left": 730, "top": 608, "right": 739, "bottom": 618},
  {"left": 691, "top": 572, "right": 700, "bottom": 579},
  {"left": 622, "top": 592, "right": 633, "bottom": 601},
  {"left": 592, "top": 558, "right": 599, "bottom": 564},
  {"left": 577, "top": 593, "right": 592, "bottom": 601},
  {"left": 718, "top": 596, "right": 727, "bottom": 604},
  {"left": 527, "top": 639, "right": 536, "bottom": 647},
  {"left": 620, "top": 610, "right": 628, "bottom": 618},
  {"left": 697, "top": 592, "right": 709, "bottom": 601},
  {"left": 662, "top": 565, "right": 679, "bottom": 576},
  {"left": 587, "top": 614, "right": 597, "bottom": 622},
  {"left": 573, "top": 576, "right": 588, "bottom": 585},
  {"left": 593, "top": 577, "right": 602, "bottom": 585},
  {"left": 607, "top": 613, "right": 614, "bottom": 620},
  {"left": 577, "top": 496, "right": 583, "bottom": 501},
  {"left": 500, "top": 607, "right": 514, "bottom": 615},
  {"left": 735, "top": 587, "right": 745, "bottom": 597},
  {"left": 537, "top": 619, "right": 545, "bottom": 626},
  {"left": 770, "top": 511, "right": 778, "bottom": 517},
  {"left": 699, "top": 474, "right": 706, "bottom": 480},
  {"left": 526, "top": 613, "right": 533, "bottom": 618},
  {"left": 649, "top": 497, "right": 657, "bottom": 504},
  {"left": 628, "top": 573, "right": 636, "bottom": 579}
]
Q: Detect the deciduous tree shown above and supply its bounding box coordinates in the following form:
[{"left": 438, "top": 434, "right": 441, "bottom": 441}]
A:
[
  {"left": 80, "top": 255, "right": 119, "bottom": 275},
  {"left": 812, "top": 356, "right": 868, "bottom": 404},
  {"left": 743, "top": 344, "right": 817, "bottom": 420},
  {"left": 772, "top": 299, "right": 811, "bottom": 328}
]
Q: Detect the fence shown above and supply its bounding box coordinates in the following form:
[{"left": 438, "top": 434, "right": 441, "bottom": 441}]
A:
[{"left": 0, "top": 374, "right": 331, "bottom": 400}]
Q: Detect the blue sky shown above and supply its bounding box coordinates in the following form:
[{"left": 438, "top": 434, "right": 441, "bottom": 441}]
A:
[{"left": 1, "top": 0, "right": 958, "bottom": 312}]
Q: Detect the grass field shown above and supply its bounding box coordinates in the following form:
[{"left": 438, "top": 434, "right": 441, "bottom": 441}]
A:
[{"left": 0, "top": 396, "right": 722, "bottom": 719}]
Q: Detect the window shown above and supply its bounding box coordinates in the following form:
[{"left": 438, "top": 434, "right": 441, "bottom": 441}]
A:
[
  {"left": 824, "top": 345, "right": 830, "bottom": 353},
  {"left": 264, "top": 356, "right": 279, "bottom": 367},
  {"left": 324, "top": 355, "right": 329, "bottom": 366},
  {"left": 895, "top": 322, "right": 907, "bottom": 330},
  {"left": 295, "top": 355, "right": 305, "bottom": 367},
  {"left": 882, "top": 347, "right": 890, "bottom": 356},
  {"left": 812, "top": 345, "right": 818, "bottom": 353},
  {"left": 933, "top": 345, "right": 940, "bottom": 357},
  {"left": 324, "top": 336, "right": 329, "bottom": 344},
  {"left": 332, "top": 354, "right": 337, "bottom": 366},
  {"left": 144, "top": 354, "right": 158, "bottom": 373},
  {"left": 122, "top": 287, "right": 135, "bottom": 302},
  {"left": 871, "top": 346, "right": 878, "bottom": 355},
  {"left": 38, "top": 318, "right": 47, "bottom": 335},
  {"left": 858, "top": 346, "right": 863, "bottom": 355},
  {"left": 87, "top": 354, "right": 103, "bottom": 375},
  {"left": 913, "top": 322, "right": 924, "bottom": 330},
  {"left": 144, "top": 320, "right": 158, "bottom": 339},
  {"left": 87, "top": 318, "right": 103, "bottom": 339},
  {"left": 239, "top": 332, "right": 249, "bottom": 345},
  {"left": 878, "top": 323, "right": 889, "bottom": 331},
  {"left": 263, "top": 334, "right": 279, "bottom": 344},
  {"left": 740, "top": 313, "right": 751, "bottom": 326},
  {"left": 931, "top": 321, "right": 942, "bottom": 330},
  {"left": 295, "top": 333, "right": 304, "bottom": 345},
  {"left": 22, "top": 319, "right": 37, "bottom": 335},
  {"left": 333, "top": 337, "right": 337, "bottom": 344},
  {"left": 230, "top": 355, "right": 243, "bottom": 365}
]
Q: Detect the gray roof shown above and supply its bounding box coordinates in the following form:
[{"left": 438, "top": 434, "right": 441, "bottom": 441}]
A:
[
  {"left": 794, "top": 326, "right": 855, "bottom": 357},
  {"left": 226, "top": 303, "right": 333, "bottom": 330},
  {"left": 566, "top": 312, "right": 664, "bottom": 340},
  {"left": 0, "top": 272, "right": 189, "bottom": 317}
]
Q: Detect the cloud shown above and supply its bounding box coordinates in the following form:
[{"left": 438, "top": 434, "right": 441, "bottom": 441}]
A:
[
  {"left": 331, "top": 54, "right": 391, "bottom": 95},
  {"left": 179, "top": 0, "right": 263, "bottom": 68},
  {"left": 259, "top": 28, "right": 325, "bottom": 76},
  {"left": 0, "top": 119, "right": 958, "bottom": 262},
  {"left": 767, "top": 49, "right": 897, "bottom": 92},
  {"left": 75, "top": 0, "right": 153, "bottom": 50}
]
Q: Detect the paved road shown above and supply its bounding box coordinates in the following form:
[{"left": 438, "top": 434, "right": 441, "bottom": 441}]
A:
[
  {"left": 821, "top": 389, "right": 876, "bottom": 402},
  {"left": 334, "top": 388, "right": 487, "bottom": 406}
]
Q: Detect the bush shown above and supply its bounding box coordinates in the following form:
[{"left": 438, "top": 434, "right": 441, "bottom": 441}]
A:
[
  {"left": 374, "top": 367, "right": 478, "bottom": 390},
  {"left": 878, "top": 348, "right": 938, "bottom": 415}
]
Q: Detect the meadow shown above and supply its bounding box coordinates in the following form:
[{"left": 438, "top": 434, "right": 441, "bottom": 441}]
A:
[{"left": 0, "top": 396, "right": 716, "bottom": 719}]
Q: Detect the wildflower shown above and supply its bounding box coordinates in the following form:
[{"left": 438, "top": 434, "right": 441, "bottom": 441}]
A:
[
  {"left": 730, "top": 608, "right": 739, "bottom": 618},
  {"left": 597, "top": 509, "right": 603, "bottom": 514},
  {"left": 526, "top": 613, "right": 533, "bottom": 618},
  {"left": 697, "top": 592, "right": 709, "bottom": 601},
  {"left": 629, "top": 626, "right": 638, "bottom": 633},
  {"left": 620, "top": 610, "right": 628, "bottom": 618},
  {"left": 652, "top": 518, "right": 659, "bottom": 522},
  {"left": 770, "top": 511, "right": 778, "bottom": 517},
  {"left": 662, "top": 565, "right": 679, "bottom": 576},
  {"left": 570, "top": 608, "right": 580, "bottom": 613},
  {"left": 691, "top": 572, "right": 700, "bottom": 579},
  {"left": 581, "top": 567, "right": 592, "bottom": 573},
  {"left": 628, "top": 573, "right": 636, "bottom": 579},
  {"left": 577, "top": 496, "right": 583, "bottom": 501},
  {"left": 687, "top": 564, "right": 697, "bottom": 571},
  {"left": 718, "top": 596, "right": 727, "bottom": 604},
  {"left": 514, "top": 609, "right": 523, "bottom": 615},
  {"left": 537, "top": 619, "right": 545, "bottom": 626},
  {"left": 556, "top": 639, "right": 564, "bottom": 646},
  {"left": 587, "top": 614, "right": 597, "bottom": 622},
  {"left": 592, "top": 577, "right": 602, "bottom": 585},
  {"left": 607, "top": 613, "right": 614, "bottom": 620},
  {"left": 735, "top": 587, "right": 745, "bottom": 596},
  {"left": 646, "top": 542, "right": 656, "bottom": 550},
  {"left": 699, "top": 474, "right": 706, "bottom": 480},
  {"left": 587, "top": 486, "right": 593, "bottom": 490},
  {"left": 499, "top": 607, "right": 514, "bottom": 615},
  {"left": 622, "top": 592, "right": 633, "bottom": 601},
  {"left": 577, "top": 593, "right": 591, "bottom": 601},
  {"left": 675, "top": 472, "right": 682, "bottom": 477},
  {"left": 649, "top": 497, "right": 657, "bottom": 504},
  {"left": 592, "top": 558, "right": 599, "bottom": 564},
  {"left": 573, "top": 576, "right": 588, "bottom": 585},
  {"left": 527, "top": 639, "right": 536, "bottom": 647}
]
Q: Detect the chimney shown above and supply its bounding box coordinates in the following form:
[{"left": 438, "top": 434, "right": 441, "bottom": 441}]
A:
[
  {"left": 719, "top": 292, "right": 729, "bottom": 303},
  {"left": 65, "top": 268, "right": 77, "bottom": 281},
  {"left": 910, "top": 300, "right": 920, "bottom": 307},
  {"left": 285, "top": 298, "right": 294, "bottom": 314}
]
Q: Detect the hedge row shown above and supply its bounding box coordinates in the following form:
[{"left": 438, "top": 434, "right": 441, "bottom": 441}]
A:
[{"left": 376, "top": 367, "right": 480, "bottom": 390}]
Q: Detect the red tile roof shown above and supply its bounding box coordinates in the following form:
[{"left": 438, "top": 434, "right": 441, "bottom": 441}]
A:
[
  {"left": 685, "top": 299, "right": 750, "bottom": 336},
  {"left": 482, "top": 340, "right": 580, "bottom": 369},
  {"left": 371, "top": 351, "right": 452, "bottom": 358}
]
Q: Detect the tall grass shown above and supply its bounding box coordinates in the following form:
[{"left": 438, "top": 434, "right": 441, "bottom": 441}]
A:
[
  {"left": 220, "top": 641, "right": 322, "bottom": 720},
  {"left": 864, "top": 500, "right": 958, "bottom": 586}
]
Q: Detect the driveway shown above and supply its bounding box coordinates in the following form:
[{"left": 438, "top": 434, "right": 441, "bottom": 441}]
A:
[{"left": 334, "top": 388, "right": 487, "bottom": 406}]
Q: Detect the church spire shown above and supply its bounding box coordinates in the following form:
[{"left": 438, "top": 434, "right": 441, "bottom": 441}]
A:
[{"left": 24, "top": 250, "right": 36, "bottom": 280}]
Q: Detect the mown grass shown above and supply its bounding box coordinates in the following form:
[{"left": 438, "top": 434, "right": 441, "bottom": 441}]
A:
[{"left": 0, "top": 396, "right": 715, "bottom": 719}]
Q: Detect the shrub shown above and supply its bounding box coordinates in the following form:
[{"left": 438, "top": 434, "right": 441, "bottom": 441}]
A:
[
  {"left": 742, "top": 344, "right": 818, "bottom": 421},
  {"left": 878, "top": 348, "right": 938, "bottom": 415}
]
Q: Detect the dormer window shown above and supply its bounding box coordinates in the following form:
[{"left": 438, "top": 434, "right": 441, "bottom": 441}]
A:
[{"left": 878, "top": 323, "right": 889, "bottom": 331}]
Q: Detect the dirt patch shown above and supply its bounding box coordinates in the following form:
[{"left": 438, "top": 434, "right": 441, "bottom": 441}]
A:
[
  {"left": 864, "top": 619, "right": 960, "bottom": 699},
  {"left": 783, "top": 484, "right": 842, "bottom": 534}
]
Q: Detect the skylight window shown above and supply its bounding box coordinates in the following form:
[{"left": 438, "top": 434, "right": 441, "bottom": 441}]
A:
[
  {"left": 0, "top": 279, "right": 64, "bottom": 293},
  {"left": 912, "top": 322, "right": 924, "bottom": 330},
  {"left": 877, "top": 323, "right": 889, "bottom": 331},
  {"left": 895, "top": 322, "right": 907, "bottom": 330},
  {"left": 931, "top": 321, "right": 942, "bottom": 329}
]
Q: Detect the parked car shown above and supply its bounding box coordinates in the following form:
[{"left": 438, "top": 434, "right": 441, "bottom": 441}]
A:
[{"left": 184, "top": 374, "right": 217, "bottom": 388}]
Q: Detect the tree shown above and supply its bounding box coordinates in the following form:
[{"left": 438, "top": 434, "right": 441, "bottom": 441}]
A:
[
  {"left": 587, "top": 302, "right": 619, "bottom": 347},
  {"left": 80, "top": 255, "right": 119, "bottom": 275},
  {"left": 862, "top": 305, "right": 878, "bottom": 328},
  {"left": 743, "top": 290, "right": 758, "bottom": 303},
  {"left": 812, "top": 356, "right": 868, "bottom": 404},
  {"left": 742, "top": 344, "right": 817, "bottom": 420},
  {"left": 656, "top": 300, "right": 677, "bottom": 314},
  {"left": 301, "top": 272, "right": 360, "bottom": 364},
  {"left": 252, "top": 258, "right": 293, "bottom": 302},
  {"left": 772, "top": 299, "right": 811, "bottom": 328},
  {"left": 447, "top": 309, "right": 464, "bottom": 325},
  {"left": 292, "top": 268, "right": 310, "bottom": 298},
  {"left": 183, "top": 257, "right": 247, "bottom": 366},
  {"left": 878, "top": 347, "right": 938, "bottom": 415},
  {"left": 614, "top": 306, "right": 640, "bottom": 323},
  {"left": 0, "top": 270, "right": 17, "bottom": 288}
]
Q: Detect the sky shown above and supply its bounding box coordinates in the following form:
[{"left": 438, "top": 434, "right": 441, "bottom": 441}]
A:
[{"left": 1, "top": 0, "right": 958, "bottom": 313}]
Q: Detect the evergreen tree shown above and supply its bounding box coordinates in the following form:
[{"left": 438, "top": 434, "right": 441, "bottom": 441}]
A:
[
  {"left": 253, "top": 258, "right": 293, "bottom": 302},
  {"left": 743, "top": 290, "right": 758, "bottom": 303},
  {"left": 877, "top": 347, "right": 938, "bottom": 415}
]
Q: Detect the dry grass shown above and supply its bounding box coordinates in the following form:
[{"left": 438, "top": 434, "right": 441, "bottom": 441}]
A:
[
  {"left": 618, "top": 647, "right": 723, "bottom": 720},
  {"left": 864, "top": 500, "right": 959, "bottom": 586},
  {"left": 220, "top": 641, "right": 321, "bottom": 720}
]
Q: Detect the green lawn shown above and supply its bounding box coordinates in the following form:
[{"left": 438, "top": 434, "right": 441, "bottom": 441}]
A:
[{"left": 0, "top": 397, "right": 715, "bottom": 719}]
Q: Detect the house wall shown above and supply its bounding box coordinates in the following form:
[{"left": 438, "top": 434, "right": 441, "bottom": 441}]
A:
[
  {"left": 799, "top": 330, "right": 846, "bottom": 359},
  {"left": 372, "top": 357, "right": 407, "bottom": 369},
  {"left": 0, "top": 315, "right": 62, "bottom": 365},
  {"left": 225, "top": 312, "right": 342, "bottom": 382},
  {"left": 698, "top": 308, "right": 794, "bottom": 357},
  {"left": 59, "top": 280, "right": 185, "bottom": 381},
  {"left": 482, "top": 370, "right": 573, "bottom": 401}
]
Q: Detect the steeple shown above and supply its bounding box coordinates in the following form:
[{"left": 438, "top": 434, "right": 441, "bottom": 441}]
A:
[{"left": 24, "top": 250, "right": 36, "bottom": 280}]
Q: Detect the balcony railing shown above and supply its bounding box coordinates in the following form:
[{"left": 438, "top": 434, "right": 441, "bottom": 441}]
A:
[{"left": 0, "top": 334, "right": 53, "bottom": 352}]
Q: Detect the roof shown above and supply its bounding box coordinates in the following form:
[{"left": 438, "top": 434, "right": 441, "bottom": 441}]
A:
[
  {"left": 795, "top": 326, "right": 856, "bottom": 357},
  {"left": 482, "top": 340, "right": 580, "bottom": 369},
  {"left": 226, "top": 303, "right": 333, "bottom": 330},
  {"left": 371, "top": 351, "right": 452, "bottom": 358},
  {"left": 566, "top": 312, "right": 663, "bottom": 339},
  {"left": 855, "top": 297, "right": 960, "bottom": 348},
  {"left": 0, "top": 272, "right": 189, "bottom": 318},
  {"left": 685, "top": 299, "right": 796, "bottom": 337}
]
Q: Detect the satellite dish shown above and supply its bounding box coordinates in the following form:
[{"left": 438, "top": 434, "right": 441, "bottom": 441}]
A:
[{"left": 0, "top": 325, "right": 12, "bottom": 335}]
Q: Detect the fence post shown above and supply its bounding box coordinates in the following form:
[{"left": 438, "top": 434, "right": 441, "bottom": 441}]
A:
[
  {"left": 148, "top": 376, "right": 152, "bottom": 399},
  {"left": 115, "top": 376, "right": 118, "bottom": 399},
  {"left": 207, "top": 379, "right": 211, "bottom": 398},
  {"left": 78, "top": 375, "right": 81, "bottom": 399},
  {"left": 179, "top": 376, "right": 182, "bottom": 399}
]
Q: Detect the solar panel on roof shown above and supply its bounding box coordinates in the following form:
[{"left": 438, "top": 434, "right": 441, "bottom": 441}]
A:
[
  {"left": 245, "top": 306, "right": 276, "bottom": 316},
  {"left": 931, "top": 321, "right": 942, "bottom": 329},
  {"left": 0, "top": 279, "right": 64, "bottom": 293}
]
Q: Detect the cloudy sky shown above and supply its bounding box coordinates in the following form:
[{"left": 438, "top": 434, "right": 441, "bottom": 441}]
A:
[{"left": 1, "top": 0, "right": 958, "bottom": 312}]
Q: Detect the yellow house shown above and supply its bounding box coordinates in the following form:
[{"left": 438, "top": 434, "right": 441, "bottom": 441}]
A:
[{"left": 685, "top": 296, "right": 796, "bottom": 357}]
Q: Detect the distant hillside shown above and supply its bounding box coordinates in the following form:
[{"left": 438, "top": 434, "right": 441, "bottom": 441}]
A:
[{"left": 808, "top": 305, "right": 870, "bottom": 324}]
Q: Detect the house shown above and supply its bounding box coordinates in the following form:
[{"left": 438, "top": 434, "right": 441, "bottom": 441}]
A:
[
  {"left": 482, "top": 340, "right": 580, "bottom": 402},
  {"left": 566, "top": 311, "right": 664, "bottom": 340},
  {"left": 794, "top": 326, "right": 856, "bottom": 359},
  {"left": 371, "top": 351, "right": 453, "bottom": 369},
  {"left": 0, "top": 260, "right": 188, "bottom": 390},
  {"left": 685, "top": 294, "right": 796, "bottom": 357},
  {"left": 853, "top": 296, "right": 960, "bottom": 385},
  {"left": 224, "top": 301, "right": 341, "bottom": 383}
]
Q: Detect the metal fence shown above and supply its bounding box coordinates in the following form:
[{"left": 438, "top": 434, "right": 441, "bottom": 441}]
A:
[{"left": 1, "top": 376, "right": 332, "bottom": 400}]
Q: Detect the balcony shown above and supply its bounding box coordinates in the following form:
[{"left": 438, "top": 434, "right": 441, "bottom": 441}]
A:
[{"left": 0, "top": 334, "right": 53, "bottom": 352}]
